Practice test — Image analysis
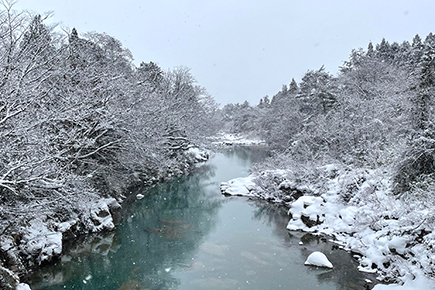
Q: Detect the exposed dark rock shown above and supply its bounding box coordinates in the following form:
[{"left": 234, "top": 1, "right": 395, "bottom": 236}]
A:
[
  {"left": 278, "top": 181, "right": 307, "bottom": 200},
  {"left": 97, "top": 210, "right": 110, "bottom": 218},
  {"left": 0, "top": 265, "right": 19, "bottom": 290},
  {"left": 301, "top": 214, "right": 323, "bottom": 228},
  {"left": 107, "top": 201, "right": 122, "bottom": 226}
]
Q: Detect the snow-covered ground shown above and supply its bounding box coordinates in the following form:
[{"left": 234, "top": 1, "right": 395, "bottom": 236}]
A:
[
  {"left": 221, "top": 164, "right": 435, "bottom": 288},
  {"left": 211, "top": 132, "right": 266, "bottom": 146}
]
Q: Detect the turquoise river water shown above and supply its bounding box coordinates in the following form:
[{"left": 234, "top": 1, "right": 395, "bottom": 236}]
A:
[{"left": 27, "top": 147, "right": 376, "bottom": 290}]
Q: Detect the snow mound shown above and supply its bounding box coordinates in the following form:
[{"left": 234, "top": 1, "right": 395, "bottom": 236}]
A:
[
  {"left": 304, "top": 252, "right": 334, "bottom": 269},
  {"left": 304, "top": 251, "right": 333, "bottom": 268},
  {"left": 16, "top": 283, "right": 32, "bottom": 290},
  {"left": 186, "top": 147, "right": 209, "bottom": 162},
  {"left": 220, "top": 176, "right": 257, "bottom": 197}
]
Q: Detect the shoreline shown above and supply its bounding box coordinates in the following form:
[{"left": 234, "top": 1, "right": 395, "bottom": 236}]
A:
[
  {"left": 220, "top": 164, "right": 435, "bottom": 289},
  {"left": 0, "top": 147, "right": 210, "bottom": 290}
]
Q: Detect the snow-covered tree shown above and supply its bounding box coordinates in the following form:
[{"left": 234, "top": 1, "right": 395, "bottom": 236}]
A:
[{"left": 297, "top": 66, "right": 337, "bottom": 114}]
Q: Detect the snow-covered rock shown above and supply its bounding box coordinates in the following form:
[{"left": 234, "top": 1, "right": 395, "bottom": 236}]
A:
[
  {"left": 373, "top": 274, "right": 435, "bottom": 289},
  {"left": 287, "top": 196, "right": 325, "bottom": 231},
  {"left": 0, "top": 265, "right": 32, "bottom": 290},
  {"left": 221, "top": 161, "right": 435, "bottom": 287},
  {"left": 304, "top": 251, "right": 333, "bottom": 268},
  {"left": 16, "top": 283, "right": 32, "bottom": 290},
  {"left": 20, "top": 219, "right": 63, "bottom": 264},
  {"left": 186, "top": 147, "right": 209, "bottom": 162},
  {"left": 220, "top": 176, "right": 257, "bottom": 197},
  {"left": 18, "top": 197, "right": 121, "bottom": 266},
  {"left": 88, "top": 198, "right": 119, "bottom": 232}
]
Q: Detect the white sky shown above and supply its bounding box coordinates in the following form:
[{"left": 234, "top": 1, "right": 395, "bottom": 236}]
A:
[{"left": 12, "top": 0, "right": 435, "bottom": 106}]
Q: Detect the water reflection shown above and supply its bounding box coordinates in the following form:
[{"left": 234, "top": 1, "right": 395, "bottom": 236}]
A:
[
  {"left": 218, "top": 146, "right": 271, "bottom": 165},
  {"left": 250, "top": 200, "right": 377, "bottom": 290}
]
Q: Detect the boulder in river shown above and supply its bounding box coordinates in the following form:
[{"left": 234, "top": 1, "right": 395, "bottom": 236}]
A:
[{"left": 304, "top": 251, "right": 333, "bottom": 269}]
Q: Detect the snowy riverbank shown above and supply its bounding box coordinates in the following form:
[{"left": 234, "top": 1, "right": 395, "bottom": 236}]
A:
[
  {"left": 0, "top": 147, "right": 210, "bottom": 290},
  {"left": 221, "top": 164, "right": 435, "bottom": 289},
  {"left": 210, "top": 132, "right": 266, "bottom": 146}
]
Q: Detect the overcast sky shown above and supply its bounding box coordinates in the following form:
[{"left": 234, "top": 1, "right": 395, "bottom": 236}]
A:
[{"left": 12, "top": 0, "right": 435, "bottom": 106}]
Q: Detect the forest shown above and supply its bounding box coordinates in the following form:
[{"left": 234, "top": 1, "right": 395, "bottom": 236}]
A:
[
  {"left": 223, "top": 32, "right": 435, "bottom": 195},
  {"left": 220, "top": 32, "right": 435, "bottom": 284},
  {"left": 0, "top": 4, "right": 220, "bottom": 287}
]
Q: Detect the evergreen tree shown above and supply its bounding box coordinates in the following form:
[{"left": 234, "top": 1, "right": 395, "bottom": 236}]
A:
[
  {"left": 289, "top": 78, "right": 298, "bottom": 94},
  {"left": 410, "top": 34, "right": 424, "bottom": 67},
  {"left": 68, "top": 28, "right": 81, "bottom": 71},
  {"left": 390, "top": 42, "right": 400, "bottom": 62},
  {"left": 263, "top": 95, "right": 270, "bottom": 106},
  {"left": 281, "top": 84, "right": 288, "bottom": 95},
  {"left": 138, "top": 61, "right": 164, "bottom": 91},
  {"left": 367, "top": 41, "right": 375, "bottom": 57},
  {"left": 396, "top": 40, "right": 412, "bottom": 68},
  {"left": 413, "top": 34, "right": 422, "bottom": 48},
  {"left": 298, "top": 66, "right": 337, "bottom": 114},
  {"left": 376, "top": 38, "right": 392, "bottom": 62},
  {"left": 394, "top": 32, "right": 435, "bottom": 195},
  {"left": 340, "top": 48, "right": 365, "bottom": 72},
  {"left": 414, "top": 34, "right": 435, "bottom": 130},
  {"left": 21, "top": 15, "right": 52, "bottom": 53}
]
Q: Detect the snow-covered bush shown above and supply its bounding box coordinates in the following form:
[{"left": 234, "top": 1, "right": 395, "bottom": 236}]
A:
[{"left": 392, "top": 134, "right": 435, "bottom": 195}]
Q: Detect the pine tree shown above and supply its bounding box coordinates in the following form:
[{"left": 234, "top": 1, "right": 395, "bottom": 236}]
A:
[
  {"left": 281, "top": 84, "right": 288, "bottom": 95},
  {"left": 367, "top": 41, "right": 375, "bottom": 57},
  {"left": 394, "top": 33, "right": 435, "bottom": 195},
  {"left": 298, "top": 66, "right": 337, "bottom": 114},
  {"left": 21, "top": 15, "right": 52, "bottom": 52},
  {"left": 410, "top": 34, "right": 424, "bottom": 68},
  {"left": 138, "top": 61, "right": 164, "bottom": 91},
  {"left": 68, "top": 28, "right": 81, "bottom": 71},
  {"left": 376, "top": 38, "right": 392, "bottom": 62},
  {"left": 263, "top": 95, "right": 270, "bottom": 106},
  {"left": 413, "top": 34, "right": 422, "bottom": 48},
  {"left": 414, "top": 34, "right": 435, "bottom": 130},
  {"left": 289, "top": 78, "right": 298, "bottom": 94},
  {"left": 390, "top": 42, "right": 400, "bottom": 63},
  {"left": 396, "top": 40, "right": 412, "bottom": 68}
]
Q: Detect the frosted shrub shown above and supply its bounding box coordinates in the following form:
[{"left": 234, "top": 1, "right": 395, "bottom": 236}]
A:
[
  {"left": 253, "top": 170, "right": 287, "bottom": 201},
  {"left": 392, "top": 135, "right": 435, "bottom": 195},
  {"left": 337, "top": 169, "right": 369, "bottom": 203}
]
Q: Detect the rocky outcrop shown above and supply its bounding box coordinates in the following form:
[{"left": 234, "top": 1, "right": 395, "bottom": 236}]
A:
[{"left": 0, "top": 266, "right": 19, "bottom": 290}]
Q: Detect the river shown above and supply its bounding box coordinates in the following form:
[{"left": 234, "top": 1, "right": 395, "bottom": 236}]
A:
[{"left": 27, "top": 147, "right": 376, "bottom": 290}]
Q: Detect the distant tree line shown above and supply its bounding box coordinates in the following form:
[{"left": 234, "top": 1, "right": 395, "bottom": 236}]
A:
[
  {"left": 221, "top": 33, "right": 435, "bottom": 195},
  {"left": 0, "top": 4, "right": 219, "bottom": 223}
]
